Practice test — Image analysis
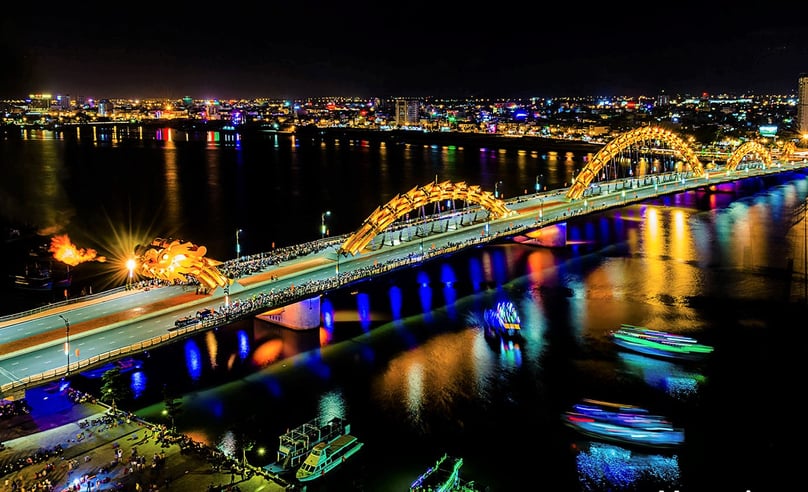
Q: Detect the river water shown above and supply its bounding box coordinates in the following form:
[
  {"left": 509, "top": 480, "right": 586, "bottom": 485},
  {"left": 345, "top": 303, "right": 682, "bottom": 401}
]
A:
[{"left": 2, "top": 127, "right": 808, "bottom": 491}]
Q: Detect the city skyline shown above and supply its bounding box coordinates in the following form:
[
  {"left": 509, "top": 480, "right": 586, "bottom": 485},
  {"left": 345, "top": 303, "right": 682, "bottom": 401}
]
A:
[{"left": 2, "top": 3, "right": 807, "bottom": 100}]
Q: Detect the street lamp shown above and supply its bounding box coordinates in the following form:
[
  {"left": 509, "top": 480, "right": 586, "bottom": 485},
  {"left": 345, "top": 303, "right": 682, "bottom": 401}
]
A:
[
  {"left": 235, "top": 229, "right": 243, "bottom": 258},
  {"left": 535, "top": 174, "right": 543, "bottom": 194},
  {"left": 494, "top": 181, "right": 503, "bottom": 199},
  {"left": 321, "top": 211, "right": 331, "bottom": 238},
  {"left": 126, "top": 258, "right": 135, "bottom": 289},
  {"left": 58, "top": 315, "right": 70, "bottom": 375}
]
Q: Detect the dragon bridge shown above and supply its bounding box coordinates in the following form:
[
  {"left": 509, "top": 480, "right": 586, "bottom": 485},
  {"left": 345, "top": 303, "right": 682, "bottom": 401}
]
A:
[
  {"left": 340, "top": 180, "right": 513, "bottom": 256},
  {"left": 725, "top": 141, "right": 772, "bottom": 170},
  {"left": 566, "top": 126, "right": 705, "bottom": 200}
]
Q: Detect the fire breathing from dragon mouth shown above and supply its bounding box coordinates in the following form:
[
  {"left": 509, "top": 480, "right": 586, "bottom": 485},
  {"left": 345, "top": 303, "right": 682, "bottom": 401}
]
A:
[{"left": 49, "top": 234, "right": 107, "bottom": 266}]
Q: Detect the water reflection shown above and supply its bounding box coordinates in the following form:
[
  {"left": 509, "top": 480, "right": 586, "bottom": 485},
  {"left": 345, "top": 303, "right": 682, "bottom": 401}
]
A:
[
  {"left": 573, "top": 441, "right": 681, "bottom": 491},
  {"left": 184, "top": 339, "right": 203, "bottom": 381},
  {"left": 616, "top": 352, "right": 704, "bottom": 400}
]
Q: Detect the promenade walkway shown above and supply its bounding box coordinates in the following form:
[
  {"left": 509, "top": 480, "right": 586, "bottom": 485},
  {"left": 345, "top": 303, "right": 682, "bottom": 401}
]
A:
[{"left": 0, "top": 392, "right": 292, "bottom": 491}]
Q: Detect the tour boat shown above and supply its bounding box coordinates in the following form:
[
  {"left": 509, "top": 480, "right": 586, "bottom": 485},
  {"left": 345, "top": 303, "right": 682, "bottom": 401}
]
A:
[
  {"left": 482, "top": 300, "right": 522, "bottom": 340},
  {"left": 266, "top": 416, "right": 349, "bottom": 474},
  {"left": 295, "top": 432, "right": 364, "bottom": 481},
  {"left": 611, "top": 324, "right": 713, "bottom": 361},
  {"left": 563, "top": 398, "right": 685, "bottom": 449},
  {"left": 410, "top": 453, "right": 467, "bottom": 492}
]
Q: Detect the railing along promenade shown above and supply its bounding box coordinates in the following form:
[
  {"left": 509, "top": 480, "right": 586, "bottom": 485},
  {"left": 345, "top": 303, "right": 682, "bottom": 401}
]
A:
[{"left": 1, "top": 159, "right": 807, "bottom": 396}]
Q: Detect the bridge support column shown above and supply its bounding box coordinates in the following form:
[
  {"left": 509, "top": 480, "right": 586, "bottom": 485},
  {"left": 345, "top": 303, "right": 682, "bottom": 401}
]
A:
[{"left": 255, "top": 296, "right": 321, "bottom": 330}]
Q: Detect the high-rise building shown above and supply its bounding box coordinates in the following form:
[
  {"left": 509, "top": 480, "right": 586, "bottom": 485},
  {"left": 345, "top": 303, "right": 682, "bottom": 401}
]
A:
[
  {"left": 98, "top": 99, "right": 114, "bottom": 117},
  {"left": 395, "top": 99, "right": 419, "bottom": 127},
  {"left": 798, "top": 73, "right": 808, "bottom": 137}
]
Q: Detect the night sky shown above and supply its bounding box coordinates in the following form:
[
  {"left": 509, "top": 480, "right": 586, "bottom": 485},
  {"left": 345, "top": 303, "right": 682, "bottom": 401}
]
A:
[{"left": 2, "top": 2, "right": 808, "bottom": 100}]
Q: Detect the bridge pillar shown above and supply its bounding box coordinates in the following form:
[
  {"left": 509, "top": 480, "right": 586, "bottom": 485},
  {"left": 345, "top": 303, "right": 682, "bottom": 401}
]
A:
[{"left": 255, "top": 296, "right": 321, "bottom": 330}]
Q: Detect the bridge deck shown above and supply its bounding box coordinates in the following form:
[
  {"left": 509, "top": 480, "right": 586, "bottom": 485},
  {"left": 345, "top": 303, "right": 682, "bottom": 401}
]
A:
[{"left": 0, "top": 255, "right": 331, "bottom": 359}]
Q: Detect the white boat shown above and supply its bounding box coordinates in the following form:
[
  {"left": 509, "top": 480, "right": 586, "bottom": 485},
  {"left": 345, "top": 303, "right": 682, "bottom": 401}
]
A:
[
  {"left": 295, "top": 432, "right": 364, "bottom": 482},
  {"left": 266, "top": 416, "right": 348, "bottom": 474}
]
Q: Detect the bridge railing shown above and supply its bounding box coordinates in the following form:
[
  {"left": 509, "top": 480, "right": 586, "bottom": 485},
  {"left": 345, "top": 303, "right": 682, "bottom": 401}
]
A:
[{"left": 0, "top": 286, "right": 129, "bottom": 326}]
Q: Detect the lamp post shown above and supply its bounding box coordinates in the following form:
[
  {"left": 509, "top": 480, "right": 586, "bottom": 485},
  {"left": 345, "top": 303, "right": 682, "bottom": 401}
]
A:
[
  {"left": 58, "top": 315, "right": 70, "bottom": 375},
  {"left": 126, "top": 258, "right": 135, "bottom": 290},
  {"left": 235, "top": 229, "right": 243, "bottom": 259},
  {"left": 535, "top": 174, "right": 543, "bottom": 194},
  {"left": 321, "top": 211, "right": 331, "bottom": 239},
  {"left": 494, "top": 180, "right": 503, "bottom": 199}
]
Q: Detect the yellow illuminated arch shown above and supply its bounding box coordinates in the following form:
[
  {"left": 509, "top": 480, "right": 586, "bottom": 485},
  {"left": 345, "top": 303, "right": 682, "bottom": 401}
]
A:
[
  {"left": 566, "top": 126, "right": 705, "bottom": 200},
  {"left": 340, "top": 180, "right": 514, "bottom": 255},
  {"left": 725, "top": 141, "right": 772, "bottom": 170},
  {"left": 781, "top": 141, "right": 796, "bottom": 161}
]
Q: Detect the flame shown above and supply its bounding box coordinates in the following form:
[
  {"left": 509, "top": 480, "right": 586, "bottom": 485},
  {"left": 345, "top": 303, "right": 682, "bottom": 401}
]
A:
[{"left": 49, "top": 234, "right": 107, "bottom": 266}]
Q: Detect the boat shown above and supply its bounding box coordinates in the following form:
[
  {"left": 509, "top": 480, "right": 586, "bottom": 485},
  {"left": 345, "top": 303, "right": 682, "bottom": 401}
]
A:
[
  {"left": 562, "top": 398, "right": 685, "bottom": 449},
  {"left": 266, "top": 416, "right": 349, "bottom": 474},
  {"left": 9, "top": 244, "right": 71, "bottom": 292},
  {"left": 482, "top": 300, "right": 522, "bottom": 340},
  {"left": 410, "top": 453, "right": 479, "bottom": 492},
  {"left": 295, "top": 432, "right": 363, "bottom": 481},
  {"left": 80, "top": 357, "right": 143, "bottom": 379},
  {"left": 611, "top": 324, "right": 714, "bottom": 361}
]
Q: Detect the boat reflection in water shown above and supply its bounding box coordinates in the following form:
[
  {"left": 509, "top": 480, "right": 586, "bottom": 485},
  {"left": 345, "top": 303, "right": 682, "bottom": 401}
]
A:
[
  {"left": 616, "top": 352, "right": 706, "bottom": 400},
  {"left": 571, "top": 440, "right": 681, "bottom": 491}
]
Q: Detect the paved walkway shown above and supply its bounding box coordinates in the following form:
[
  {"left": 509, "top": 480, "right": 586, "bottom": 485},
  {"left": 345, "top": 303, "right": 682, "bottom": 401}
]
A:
[{"left": 0, "top": 395, "right": 294, "bottom": 491}]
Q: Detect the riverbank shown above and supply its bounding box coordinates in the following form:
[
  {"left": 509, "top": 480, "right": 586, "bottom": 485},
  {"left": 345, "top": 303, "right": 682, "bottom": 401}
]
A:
[{"left": 0, "top": 389, "right": 293, "bottom": 491}]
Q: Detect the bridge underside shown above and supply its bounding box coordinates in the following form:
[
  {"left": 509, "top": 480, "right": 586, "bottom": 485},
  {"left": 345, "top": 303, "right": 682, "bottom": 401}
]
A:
[
  {"left": 512, "top": 223, "right": 568, "bottom": 247},
  {"left": 255, "top": 296, "right": 321, "bottom": 330}
]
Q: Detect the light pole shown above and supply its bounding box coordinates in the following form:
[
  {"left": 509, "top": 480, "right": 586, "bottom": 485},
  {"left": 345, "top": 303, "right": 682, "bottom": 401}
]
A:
[
  {"left": 321, "top": 211, "right": 331, "bottom": 239},
  {"left": 58, "top": 315, "right": 70, "bottom": 375},
  {"left": 494, "top": 181, "right": 503, "bottom": 199},
  {"left": 126, "top": 258, "right": 135, "bottom": 289},
  {"left": 535, "top": 174, "right": 543, "bottom": 194},
  {"left": 235, "top": 229, "right": 243, "bottom": 258}
]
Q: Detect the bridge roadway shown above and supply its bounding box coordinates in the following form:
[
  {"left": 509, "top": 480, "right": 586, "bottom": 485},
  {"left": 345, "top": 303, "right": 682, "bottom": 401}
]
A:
[{"left": 1, "top": 160, "right": 806, "bottom": 397}]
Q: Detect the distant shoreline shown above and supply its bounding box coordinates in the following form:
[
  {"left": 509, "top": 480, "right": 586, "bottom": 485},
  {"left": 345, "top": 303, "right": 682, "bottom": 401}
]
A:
[{"left": 2, "top": 120, "right": 605, "bottom": 153}]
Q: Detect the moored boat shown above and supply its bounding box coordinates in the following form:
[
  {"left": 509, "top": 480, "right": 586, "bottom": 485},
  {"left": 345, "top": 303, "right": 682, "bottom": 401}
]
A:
[
  {"left": 611, "top": 324, "right": 713, "bottom": 361},
  {"left": 295, "top": 432, "right": 363, "bottom": 482},
  {"left": 410, "top": 453, "right": 478, "bottom": 492},
  {"left": 266, "top": 416, "right": 349, "bottom": 474}
]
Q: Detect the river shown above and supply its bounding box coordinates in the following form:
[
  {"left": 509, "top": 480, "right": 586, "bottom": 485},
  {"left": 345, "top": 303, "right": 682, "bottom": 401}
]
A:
[{"left": 2, "top": 126, "right": 807, "bottom": 491}]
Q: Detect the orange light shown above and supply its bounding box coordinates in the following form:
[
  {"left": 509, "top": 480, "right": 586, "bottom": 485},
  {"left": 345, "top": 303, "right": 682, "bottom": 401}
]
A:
[{"left": 49, "top": 234, "right": 107, "bottom": 266}]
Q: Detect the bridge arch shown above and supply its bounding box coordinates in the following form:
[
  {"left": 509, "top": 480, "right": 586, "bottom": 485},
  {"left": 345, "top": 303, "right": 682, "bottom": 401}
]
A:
[
  {"left": 781, "top": 141, "right": 796, "bottom": 161},
  {"left": 566, "top": 126, "right": 705, "bottom": 200},
  {"left": 340, "top": 180, "right": 513, "bottom": 255},
  {"left": 726, "top": 141, "right": 772, "bottom": 170}
]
